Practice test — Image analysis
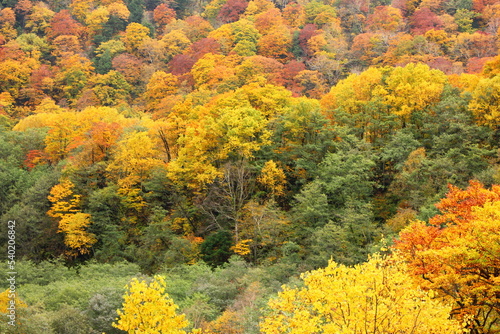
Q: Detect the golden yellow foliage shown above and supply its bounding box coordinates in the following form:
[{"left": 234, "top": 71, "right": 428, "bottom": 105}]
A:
[
  {"left": 260, "top": 254, "right": 466, "bottom": 334},
  {"left": 0, "top": 289, "right": 27, "bottom": 314},
  {"left": 47, "top": 178, "right": 81, "bottom": 218},
  {"left": 107, "top": 1, "right": 129, "bottom": 19},
  {"left": 48, "top": 178, "right": 97, "bottom": 255},
  {"left": 384, "top": 63, "right": 447, "bottom": 122},
  {"left": 85, "top": 6, "right": 110, "bottom": 34},
  {"left": 58, "top": 212, "right": 97, "bottom": 255},
  {"left": 122, "top": 22, "right": 151, "bottom": 54},
  {"left": 447, "top": 73, "right": 481, "bottom": 94},
  {"left": 231, "top": 239, "right": 253, "bottom": 256},
  {"left": 469, "top": 75, "right": 500, "bottom": 128},
  {"left": 258, "top": 160, "right": 286, "bottom": 197},
  {"left": 113, "top": 275, "right": 189, "bottom": 334},
  {"left": 106, "top": 131, "right": 165, "bottom": 186}
]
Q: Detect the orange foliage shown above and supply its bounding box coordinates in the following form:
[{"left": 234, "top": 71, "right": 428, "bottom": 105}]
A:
[
  {"left": 429, "top": 180, "right": 500, "bottom": 227},
  {"left": 394, "top": 180, "right": 500, "bottom": 332}
]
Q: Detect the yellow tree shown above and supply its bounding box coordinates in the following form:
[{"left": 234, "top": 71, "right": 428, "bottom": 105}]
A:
[
  {"left": 167, "top": 122, "right": 223, "bottom": 191},
  {"left": 0, "top": 289, "right": 27, "bottom": 327},
  {"left": 468, "top": 75, "right": 500, "bottom": 128},
  {"left": 107, "top": 131, "right": 165, "bottom": 223},
  {"left": 85, "top": 6, "right": 110, "bottom": 36},
  {"left": 43, "top": 112, "right": 80, "bottom": 162},
  {"left": 144, "top": 71, "right": 179, "bottom": 112},
  {"left": 161, "top": 29, "right": 191, "bottom": 61},
  {"left": 384, "top": 63, "right": 447, "bottom": 126},
  {"left": 320, "top": 66, "right": 390, "bottom": 141},
  {"left": 54, "top": 53, "right": 94, "bottom": 104},
  {"left": 0, "top": 58, "right": 36, "bottom": 100},
  {"left": 210, "top": 106, "right": 271, "bottom": 160},
  {"left": 122, "top": 22, "right": 150, "bottom": 55},
  {"left": 257, "top": 25, "right": 293, "bottom": 63},
  {"left": 260, "top": 254, "right": 466, "bottom": 334},
  {"left": 107, "top": 1, "right": 130, "bottom": 20},
  {"left": 47, "top": 178, "right": 97, "bottom": 255},
  {"left": 113, "top": 275, "right": 189, "bottom": 334},
  {"left": 0, "top": 8, "right": 17, "bottom": 40},
  {"left": 257, "top": 160, "right": 286, "bottom": 198},
  {"left": 25, "top": 3, "right": 55, "bottom": 35},
  {"left": 107, "top": 131, "right": 165, "bottom": 187},
  {"left": 190, "top": 53, "right": 238, "bottom": 91}
]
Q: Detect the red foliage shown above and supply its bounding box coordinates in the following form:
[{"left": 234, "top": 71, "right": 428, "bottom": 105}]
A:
[
  {"left": 111, "top": 53, "right": 144, "bottom": 84},
  {"left": 0, "top": 41, "right": 26, "bottom": 61},
  {"left": 24, "top": 150, "right": 48, "bottom": 170},
  {"left": 466, "top": 57, "right": 494, "bottom": 73},
  {"left": 425, "top": 57, "right": 454, "bottom": 74},
  {"left": 298, "top": 24, "right": 319, "bottom": 58},
  {"left": 247, "top": 55, "right": 284, "bottom": 84},
  {"left": 278, "top": 60, "right": 306, "bottom": 96},
  {"left": 409, "top": 8, "right": 443, "bottom": 35},
  {"left": 188, "top": 38, "right": 222, "bottom": 59},
  {"left": 47, "top": 10, "right": 84, "bottom": 40},
  {"left": 169, "top": 54, "right": 197, "bottom": 75},
  {"left": 23, "top": 65, "right": 55, "bottom": 104},
  {"left": 392, "top": 0, "right": 419, "bottom": 16},
  {"left": 217, "top": 0, "right": 248, "bottom": 23},
  {"left": 429, "top": 180, "right": 500, "bottom": 227}
]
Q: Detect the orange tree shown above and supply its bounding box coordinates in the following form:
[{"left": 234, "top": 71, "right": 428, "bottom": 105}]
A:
[{"left": 394, "top": 180, "right": 500, "bottom": 333}]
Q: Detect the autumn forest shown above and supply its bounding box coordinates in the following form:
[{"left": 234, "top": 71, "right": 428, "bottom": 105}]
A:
[{"left": 0, "top": 0, "right": 499, "bottom": 331}]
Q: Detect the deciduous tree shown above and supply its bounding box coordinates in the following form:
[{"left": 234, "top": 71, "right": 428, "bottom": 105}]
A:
[
  {"left": 47, "top": 178, "right": 97, "bottom": 256},
  {"left": 260, "top": 254, "right": 465, "bottom": 334},
  {"left": 395, "top": 181, "right": 500, "bottom": 333},
  {"left": 113, "top": 275, "right": 189, "bottom": 333}
]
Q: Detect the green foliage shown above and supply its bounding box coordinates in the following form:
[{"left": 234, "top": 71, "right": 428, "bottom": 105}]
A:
[
  {"left": 86, "top": 288, "right": 127, "bottom": 334},
  {"left": 1, "top": 0, "right": 500, "bottom": 332},
  {"left": 13, "top": 260, "right": 139, "bottom": 310},
  {"left": 126, "top": 0, "right": 145, "bottom": 23},
  {"left": 50, "top": 304, "right": 93, "bottom": 334},
  {"left": 200, "top": 230, "right": 233, "bottom": 267}
]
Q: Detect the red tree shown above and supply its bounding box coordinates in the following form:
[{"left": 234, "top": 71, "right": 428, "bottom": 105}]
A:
[
  {"left": 169, "top": 54, "right": 197, "bottom": 75},
  {"left": 47, "top": 10, "right": 84, "bottom": 40},
  {"left": 409, "top": 8, "right": 443, "bottom": 35},
  {"left": 298, "top": 24, "right": 319, "bottom": 58},
  {"left": 217, "top": 0, "right": 248, "bottom": 23},
  {"left": 188, "top": 38, "right": 222, "bottom": 59}
]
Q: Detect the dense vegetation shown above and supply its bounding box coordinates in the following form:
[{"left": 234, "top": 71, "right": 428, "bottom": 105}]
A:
[{"left": 0, "top": 0, "right": 499, "bottom": 331}]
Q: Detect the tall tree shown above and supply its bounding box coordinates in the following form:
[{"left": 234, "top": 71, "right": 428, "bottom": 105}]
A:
[{"left": 395, "top": 181, "right": 500, "bottom": 333}]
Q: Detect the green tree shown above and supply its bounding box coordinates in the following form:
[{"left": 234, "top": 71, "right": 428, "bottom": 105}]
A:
[{"left": 200, "top": 230, "right": 233, "bottom": 267}]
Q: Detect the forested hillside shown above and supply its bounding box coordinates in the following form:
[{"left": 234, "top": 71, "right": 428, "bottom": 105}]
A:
[{"left": 0, "top": 0, "right": 499, "bottom": 331}]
